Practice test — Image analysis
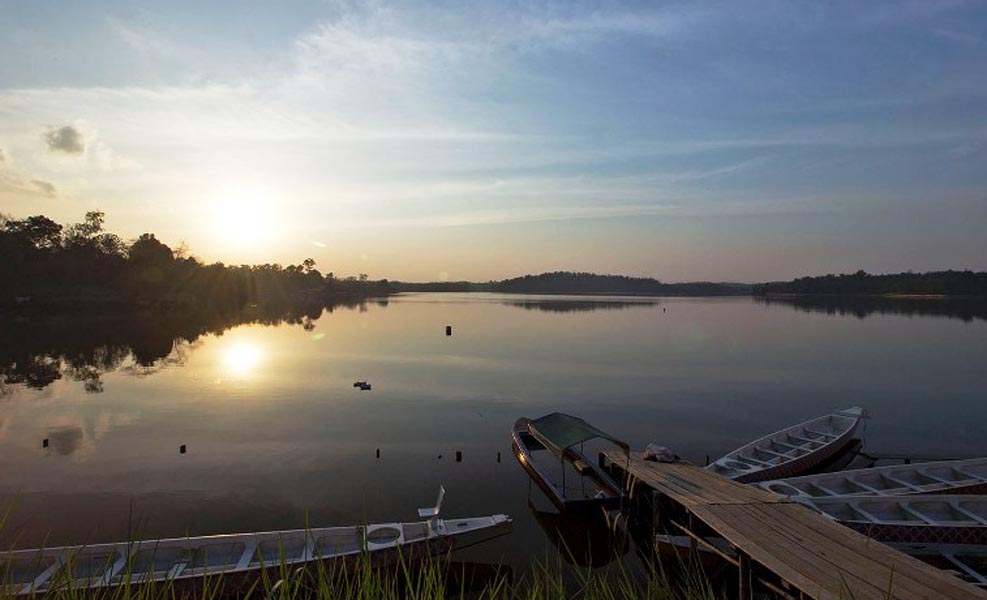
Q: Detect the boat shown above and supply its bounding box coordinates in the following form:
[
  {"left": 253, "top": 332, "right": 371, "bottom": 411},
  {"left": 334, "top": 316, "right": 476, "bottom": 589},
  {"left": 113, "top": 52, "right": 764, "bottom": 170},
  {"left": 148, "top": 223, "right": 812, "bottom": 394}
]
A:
[
  {"left": 0, "top": 487, "right": 511, "bottom": 596},
  {"left": 794, "top": 494, "right": 987, "bottom": 545},
  {"left": 757, "top": 457, "right": 987, "bottom": 498},
  {"left": 705, "top": 407, "right": 865, "bottom": 483},
  {"left": 512, "top": 412, "right": 629, "bottom": 511},
  {"left": 888, "top": 543, "right": 987, "bottom": 588}
]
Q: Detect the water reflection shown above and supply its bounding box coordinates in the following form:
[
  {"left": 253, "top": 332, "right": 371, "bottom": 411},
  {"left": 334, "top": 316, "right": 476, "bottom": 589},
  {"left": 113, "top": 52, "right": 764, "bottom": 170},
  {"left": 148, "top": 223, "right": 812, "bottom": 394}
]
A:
[
  {"left": 505, "top": 299, "right": 659, "bottom": 313},
  {"left": 221, "top": 341, "right": 265, "bottom": 379},
  {"left": 0, "top": 298, "right": 380, "bottom": 395},
  {"left": 529, "top": 504, "right": 629, "bottom": 567},
  {"left": 757, "top": 295, "right": 987, "bottom": 322},
  {"left": 0, "top": 293, "right": 985, "bottom": 571}
]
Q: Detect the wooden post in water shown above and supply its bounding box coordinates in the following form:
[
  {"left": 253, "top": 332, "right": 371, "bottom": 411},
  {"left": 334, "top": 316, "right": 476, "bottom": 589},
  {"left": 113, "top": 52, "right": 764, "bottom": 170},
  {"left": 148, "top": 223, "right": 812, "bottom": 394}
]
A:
[{"left": 445, "top": 325, "right": 452, "bottom": 336}]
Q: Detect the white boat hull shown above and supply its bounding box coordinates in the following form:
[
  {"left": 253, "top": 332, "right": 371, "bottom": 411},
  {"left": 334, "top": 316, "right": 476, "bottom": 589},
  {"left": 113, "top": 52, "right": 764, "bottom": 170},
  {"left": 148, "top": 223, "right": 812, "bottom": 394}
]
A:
[
  {"left": 706, "top": 407, "right": 865, "bottom": 483},
  {"left": 759, "top": 457, "right": 987, "bottom": 498},
  {"left": 1, "top": 515, "right": 512, "bottom": 596},
  {"left": 796, "top": 494, "right": 987, "bottom": 545}
]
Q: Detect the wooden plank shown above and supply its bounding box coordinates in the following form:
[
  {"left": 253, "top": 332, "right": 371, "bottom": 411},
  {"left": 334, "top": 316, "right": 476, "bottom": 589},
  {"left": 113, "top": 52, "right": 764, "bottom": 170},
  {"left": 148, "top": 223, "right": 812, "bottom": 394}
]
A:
[
  {"left": 609, "top": 450, "right": 987, "bottom": 600},
  {"left": 749, "top": 503, "right": 987, "bottom": 599},
  {"left": 713, "top": 504, "right": 956, "bottom": 599}
]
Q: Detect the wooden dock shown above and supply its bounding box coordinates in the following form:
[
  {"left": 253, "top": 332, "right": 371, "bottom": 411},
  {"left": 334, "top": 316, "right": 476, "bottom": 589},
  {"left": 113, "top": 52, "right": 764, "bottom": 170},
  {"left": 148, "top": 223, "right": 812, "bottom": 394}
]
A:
[{"left": 604, "top": 451, "right": 987, "bottom": 600}]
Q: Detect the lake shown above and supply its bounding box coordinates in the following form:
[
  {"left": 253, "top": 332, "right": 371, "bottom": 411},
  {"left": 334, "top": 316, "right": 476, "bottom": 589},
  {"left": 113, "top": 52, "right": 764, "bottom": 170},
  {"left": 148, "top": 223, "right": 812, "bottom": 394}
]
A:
[{"left": 1, "top": 293, "right": 986, "bottom": 569}]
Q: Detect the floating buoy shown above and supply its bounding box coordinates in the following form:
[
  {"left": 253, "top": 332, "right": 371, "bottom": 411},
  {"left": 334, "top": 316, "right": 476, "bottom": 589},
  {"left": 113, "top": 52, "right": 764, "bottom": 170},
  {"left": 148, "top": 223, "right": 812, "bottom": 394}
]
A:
[
  {"left": 437, "top": 454, "right": 443, "bottom": 460},
  {"left": 455, "top": 451, "right": 462, "bottom": 462},
  {"left": 180, "top": 444, "right": 187, "bottom": 454},
  {"left": 445, "top": 325, "right": 452, "bottom": 336},
  {"left": 42, "top": 438, "right": 49, "bottom": 448}
]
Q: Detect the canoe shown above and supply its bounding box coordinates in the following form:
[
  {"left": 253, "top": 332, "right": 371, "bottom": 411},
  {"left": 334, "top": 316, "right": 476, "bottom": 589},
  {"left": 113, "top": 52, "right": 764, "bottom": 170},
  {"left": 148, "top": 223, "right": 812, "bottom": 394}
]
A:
[
  {"left": 758, "top": 457, "right": 987, "bottom": 498},
  {"left": 0, "top": 488, "right": 511, "bottom": 596},
  {"left": 512, "top": 413, "right": 628, "bottom": 512},
  {"left": 888, "top": 543, "right": 987, "bottom": 588},
  {"left": 795, "top": 494, "right": 987, "bottom": 545},
  {"left": 705, "top": 407, "right": 865, "bottom": 483}
]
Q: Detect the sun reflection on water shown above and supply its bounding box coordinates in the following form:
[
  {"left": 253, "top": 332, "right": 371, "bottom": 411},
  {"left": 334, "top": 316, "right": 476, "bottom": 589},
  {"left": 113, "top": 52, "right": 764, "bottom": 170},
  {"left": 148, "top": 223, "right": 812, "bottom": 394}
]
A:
[{"left": 221, "top": 341, "right": 265, "bottom": 379}]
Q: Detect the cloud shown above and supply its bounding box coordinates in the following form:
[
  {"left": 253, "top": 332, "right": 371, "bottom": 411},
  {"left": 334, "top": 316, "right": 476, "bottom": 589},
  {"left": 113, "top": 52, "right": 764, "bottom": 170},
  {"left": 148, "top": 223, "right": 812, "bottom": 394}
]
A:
[
  {"left": 0, "top": 146, "right": 5, "bottom": 162},
  {"left": 44, "top": 125, "right": 85, "bottom": 154},
  {"left": 0, "top": 173, "right": 57, "bottom": 198},
  {"left": 30, "top": 179, "right": 56, "bottom": 196}
]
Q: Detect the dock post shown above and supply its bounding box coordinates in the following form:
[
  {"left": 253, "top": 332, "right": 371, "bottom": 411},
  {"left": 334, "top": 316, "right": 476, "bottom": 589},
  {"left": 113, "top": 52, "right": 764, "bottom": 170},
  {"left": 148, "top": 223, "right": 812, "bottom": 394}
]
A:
[
  {"left": 445, "top": 325, "right": 452, "bottom": 336},
  {"left": 738, "top": 552, "right": 752, "bottom": 600}
]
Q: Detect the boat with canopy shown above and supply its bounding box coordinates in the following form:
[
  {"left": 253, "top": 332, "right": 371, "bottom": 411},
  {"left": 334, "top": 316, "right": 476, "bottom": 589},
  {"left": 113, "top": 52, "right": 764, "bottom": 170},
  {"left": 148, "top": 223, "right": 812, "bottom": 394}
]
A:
[{"left": 512, "top": 412, "right": 629, "bottom": 511}]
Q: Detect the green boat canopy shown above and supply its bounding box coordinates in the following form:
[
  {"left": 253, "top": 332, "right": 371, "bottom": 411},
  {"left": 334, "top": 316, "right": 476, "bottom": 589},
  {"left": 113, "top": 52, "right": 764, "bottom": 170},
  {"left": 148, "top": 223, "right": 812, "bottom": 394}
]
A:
[{"left": 528, "top": 412, "right": 630, "bottom": 459}]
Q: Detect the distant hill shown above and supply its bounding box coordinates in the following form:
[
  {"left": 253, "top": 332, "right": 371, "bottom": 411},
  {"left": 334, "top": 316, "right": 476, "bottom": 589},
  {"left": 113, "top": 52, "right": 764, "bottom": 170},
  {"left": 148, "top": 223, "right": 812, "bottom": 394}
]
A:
[
  {"left": 755, "top": 270, "right": 987, "bottom": 297},
  {"left": 394, "top": 272, "right": 749, "bottom": 296},
  {"left": 494, "top": 272, "right": 749, "bottom": 296},
  {"left": 390, "top": 281, "right": 492, "bottom": 292}
]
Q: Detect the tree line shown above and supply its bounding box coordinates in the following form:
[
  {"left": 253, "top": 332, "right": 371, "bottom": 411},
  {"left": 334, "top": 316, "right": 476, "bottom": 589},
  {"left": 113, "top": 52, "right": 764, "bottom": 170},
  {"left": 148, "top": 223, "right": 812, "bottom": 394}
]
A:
[
  {"left": 754, "top": 270, "right": 987, "bottom": 296},
  {"left": 0, "top": 211, "right": 394, "bottom": 313}
]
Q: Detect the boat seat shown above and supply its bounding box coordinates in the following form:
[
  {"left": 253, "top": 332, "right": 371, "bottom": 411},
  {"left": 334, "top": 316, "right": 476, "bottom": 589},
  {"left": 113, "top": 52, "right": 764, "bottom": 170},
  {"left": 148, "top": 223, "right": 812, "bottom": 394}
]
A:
[{"left": 572, "top": 459, "right": 594, "bottom": 475}]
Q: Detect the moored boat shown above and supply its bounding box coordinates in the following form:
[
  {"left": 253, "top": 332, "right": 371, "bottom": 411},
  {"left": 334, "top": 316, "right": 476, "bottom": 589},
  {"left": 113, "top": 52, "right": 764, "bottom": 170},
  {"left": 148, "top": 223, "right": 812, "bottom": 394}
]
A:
[
  {"left": 758, "top": 457, "right": 987, "bottom": 498},
  {"left": 512, "top": 412, "right": 629, "bottom": 511},
  {"left": 795, "top": 494, "right": 987, "bottom": 545},
  {"left": 888, "top": 543, "right": 987, "bottom": 588},
  {"left": 0, "top": 488, "right": 511, "bottom": 596},
  {"left": 705, "top": 407, "right": 865, "bottom": 483}
]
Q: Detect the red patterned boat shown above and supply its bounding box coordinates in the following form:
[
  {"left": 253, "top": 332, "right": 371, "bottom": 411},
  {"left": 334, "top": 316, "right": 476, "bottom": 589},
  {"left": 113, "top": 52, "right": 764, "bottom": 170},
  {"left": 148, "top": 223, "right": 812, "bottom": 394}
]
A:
[{"left": 795, "top": 494, "right": 987, "bottom": 545}]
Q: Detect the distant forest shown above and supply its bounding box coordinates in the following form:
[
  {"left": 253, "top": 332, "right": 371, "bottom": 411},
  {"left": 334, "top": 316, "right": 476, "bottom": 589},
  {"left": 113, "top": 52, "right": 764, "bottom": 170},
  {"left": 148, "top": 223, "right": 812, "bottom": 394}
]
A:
[
  {"left": 755, "top": 270, "right": 987, "bottom": 297},
  {"left": 393, "top": 272, "right": 749, "bottom": 296},
  {"left": 0, "top": 212, "right": 394, "bottom": 313}
]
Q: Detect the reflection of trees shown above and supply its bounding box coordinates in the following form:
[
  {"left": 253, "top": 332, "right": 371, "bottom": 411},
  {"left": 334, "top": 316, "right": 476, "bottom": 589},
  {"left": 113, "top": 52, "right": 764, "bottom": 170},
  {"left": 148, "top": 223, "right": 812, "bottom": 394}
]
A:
[
  {"left": 0, "top": 298, "right": 382, "bottom": 394},
  {"left": 46, "top": 425, "right": 84, "bottom": 456},
  {"left": 757, "top": 295, "right": 987, "bottom": 323},
  {"left": 505, "top": 299, "right": 659, "bottom": 313}
]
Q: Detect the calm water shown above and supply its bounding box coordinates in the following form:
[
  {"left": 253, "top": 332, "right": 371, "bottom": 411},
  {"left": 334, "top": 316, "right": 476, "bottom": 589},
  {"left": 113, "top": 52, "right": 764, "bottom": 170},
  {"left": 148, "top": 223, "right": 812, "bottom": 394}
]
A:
[{"left": 2, "top": 293, "right": 986, "bottom": 567}]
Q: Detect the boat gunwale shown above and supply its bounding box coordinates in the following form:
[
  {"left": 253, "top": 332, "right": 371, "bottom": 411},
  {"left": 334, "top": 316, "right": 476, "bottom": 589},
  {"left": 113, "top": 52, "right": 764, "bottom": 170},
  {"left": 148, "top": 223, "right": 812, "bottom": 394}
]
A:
[{"left": 707, "top": 407, "right": 864, "bottom": 482}]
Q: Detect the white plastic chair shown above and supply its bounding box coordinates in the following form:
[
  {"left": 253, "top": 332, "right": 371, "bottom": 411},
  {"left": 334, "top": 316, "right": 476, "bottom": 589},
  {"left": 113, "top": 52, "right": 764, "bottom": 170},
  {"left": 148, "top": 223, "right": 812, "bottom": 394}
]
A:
[{"left": 418, "top": 485, "right": 445, "bottom": 520}]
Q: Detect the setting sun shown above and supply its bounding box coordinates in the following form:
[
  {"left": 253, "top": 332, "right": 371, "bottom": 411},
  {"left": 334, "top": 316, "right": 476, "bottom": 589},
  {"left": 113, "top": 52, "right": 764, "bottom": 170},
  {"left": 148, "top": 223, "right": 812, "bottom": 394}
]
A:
[{"left": 210, "top": 188, "right": 279, "bottom": 248}]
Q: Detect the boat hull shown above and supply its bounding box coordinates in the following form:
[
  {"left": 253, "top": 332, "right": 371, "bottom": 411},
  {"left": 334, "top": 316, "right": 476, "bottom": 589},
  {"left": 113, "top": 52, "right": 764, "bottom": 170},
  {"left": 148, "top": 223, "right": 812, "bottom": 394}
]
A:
[
  {"left": 706, "top": 407, "right": 864, "bottom": 483},
  {"left": 759, "top": 457, "right": 987, "bottom": 498},
  {"left": 1, "top": 516, "right": 512, "bottom": 596},
  {"left": 797, "top": 494, "right": 987, "bottom": 546}
]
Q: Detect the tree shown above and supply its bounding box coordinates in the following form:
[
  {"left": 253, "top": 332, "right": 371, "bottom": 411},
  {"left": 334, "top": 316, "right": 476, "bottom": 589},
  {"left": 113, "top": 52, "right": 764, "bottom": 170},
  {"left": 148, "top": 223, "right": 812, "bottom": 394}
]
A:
[
  {"left": 129, "top": 233, "right": 174, "bottom": 266},
  {"left": 3, "top": 215, "right": 63, "bottom": 251},
  {"left": 64, "top": 211, "right": 106, "bottom": 248},
  {"left": 302, "top": 258, "right": 316, "bottom": 274}
]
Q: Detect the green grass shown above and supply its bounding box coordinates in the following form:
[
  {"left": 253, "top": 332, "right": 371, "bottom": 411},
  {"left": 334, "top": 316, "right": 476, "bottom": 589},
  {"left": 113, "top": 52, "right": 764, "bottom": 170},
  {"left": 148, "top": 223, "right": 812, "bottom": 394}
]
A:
[{"left": 1, "top": 546, "right": 718, "bottom": 600}]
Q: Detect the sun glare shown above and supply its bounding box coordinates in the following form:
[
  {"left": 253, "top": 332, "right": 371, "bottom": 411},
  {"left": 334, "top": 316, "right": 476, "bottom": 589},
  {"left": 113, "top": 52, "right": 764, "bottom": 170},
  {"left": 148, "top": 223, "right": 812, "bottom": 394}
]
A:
[
  {"left": 211, "top": 188, "right": 278, "bottom": 247},
  {"left": 221, "top": 341, "right": 265, "bottom": 379}
]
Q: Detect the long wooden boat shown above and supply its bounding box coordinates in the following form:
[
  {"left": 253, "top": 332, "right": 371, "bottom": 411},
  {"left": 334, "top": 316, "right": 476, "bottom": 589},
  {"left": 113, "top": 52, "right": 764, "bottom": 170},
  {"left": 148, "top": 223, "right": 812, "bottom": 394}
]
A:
[
  {"left": 795, "top": 494, "right": 987, "bottom": 545},
  {"left": 705, "top": 407, "right": 865, "bottom": 483},
  {"left": 889, "top": 543, "right": 987, "bottom": 588},
  {"left": 758, "top": 457, "right": 987, "bottom": 498},
  {"left": 512, "top": 413, "right": 628, "bottom": 512},
  {"left": 0, "top": 489, "right": 511, "bottom": 596}
]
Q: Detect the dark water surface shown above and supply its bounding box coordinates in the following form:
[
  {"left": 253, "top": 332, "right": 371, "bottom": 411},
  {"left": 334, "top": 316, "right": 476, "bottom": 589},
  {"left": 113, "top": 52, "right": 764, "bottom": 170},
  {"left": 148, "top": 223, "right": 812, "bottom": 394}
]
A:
[{"left": 2, "top": 293, "right": 986, "bottom": 568}]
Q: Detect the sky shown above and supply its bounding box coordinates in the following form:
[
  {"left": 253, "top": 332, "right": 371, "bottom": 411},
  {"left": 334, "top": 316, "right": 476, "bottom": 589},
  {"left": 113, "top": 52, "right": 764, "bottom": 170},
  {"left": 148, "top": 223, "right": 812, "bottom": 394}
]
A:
[{"left": 1, "top": 0, "right": 986, "bottom": 283}]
